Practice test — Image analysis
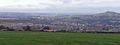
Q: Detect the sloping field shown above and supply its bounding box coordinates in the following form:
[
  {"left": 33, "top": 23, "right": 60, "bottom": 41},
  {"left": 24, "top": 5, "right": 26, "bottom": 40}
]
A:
[{"left": 0, "top": 31, "right": 120, "bottom": 45}]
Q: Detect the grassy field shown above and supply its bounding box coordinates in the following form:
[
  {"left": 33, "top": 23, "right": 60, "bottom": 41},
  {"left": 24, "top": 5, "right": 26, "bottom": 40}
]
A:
[{"left": 0, "top": 31, "right": 120, "bottom": 45}]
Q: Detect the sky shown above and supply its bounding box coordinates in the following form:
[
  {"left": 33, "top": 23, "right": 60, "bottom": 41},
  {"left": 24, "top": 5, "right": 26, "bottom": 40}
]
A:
[{"left": 0, "top": 0, "right": 120, "bottom": 13}]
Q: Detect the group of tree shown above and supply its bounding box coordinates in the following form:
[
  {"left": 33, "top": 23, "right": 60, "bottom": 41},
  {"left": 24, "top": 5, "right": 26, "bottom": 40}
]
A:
[
  {"left": 0, "top": 25, "right": 15, "bottom": 31},
  {"left": 22, "top": 25, "right": 31, "bottom": 31},
  {"left": 0, "top": 25, "right": 52, "bottom": 32},
  {"left": 0, "top": 25, "right": 32, "bottom": 31}
]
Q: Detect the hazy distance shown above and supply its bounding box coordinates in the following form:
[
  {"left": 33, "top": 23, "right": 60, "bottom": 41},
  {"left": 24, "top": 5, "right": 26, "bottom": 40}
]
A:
[{"left": 0, "top": 0, "right": 120, "bottom": 14}]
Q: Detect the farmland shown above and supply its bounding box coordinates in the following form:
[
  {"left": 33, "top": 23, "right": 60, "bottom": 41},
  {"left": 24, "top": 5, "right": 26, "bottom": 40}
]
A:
[{"left": 0, "top": 31, "right": 120, "bottom": 45}]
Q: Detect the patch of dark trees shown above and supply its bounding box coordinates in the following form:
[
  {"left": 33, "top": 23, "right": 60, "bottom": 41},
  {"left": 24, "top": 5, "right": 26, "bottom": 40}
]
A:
[
  {"left": 0, "top": 25, "right": 68, "bottom": 32},
  {"left": 0, "top": 25, "right": 31, "bottom": 31},
  {"left": 0, "top": 25, "right": 120, "bottom": 33}
]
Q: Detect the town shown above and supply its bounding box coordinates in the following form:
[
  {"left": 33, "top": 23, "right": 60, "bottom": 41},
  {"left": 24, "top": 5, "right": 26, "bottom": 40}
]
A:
[{"left": 0, "top": 11, "right": 120, "bottom": 32}]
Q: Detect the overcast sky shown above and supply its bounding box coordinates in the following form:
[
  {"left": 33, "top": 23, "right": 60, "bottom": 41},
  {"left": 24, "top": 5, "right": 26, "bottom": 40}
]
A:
[{"left": 0, "top": 0, "right": 120, "bottom": 13}]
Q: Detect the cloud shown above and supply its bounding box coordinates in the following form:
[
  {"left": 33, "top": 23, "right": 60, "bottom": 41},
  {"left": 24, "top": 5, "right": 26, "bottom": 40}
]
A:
[{"left": 0, "top": 0, "right": 120, "bottom": 13}]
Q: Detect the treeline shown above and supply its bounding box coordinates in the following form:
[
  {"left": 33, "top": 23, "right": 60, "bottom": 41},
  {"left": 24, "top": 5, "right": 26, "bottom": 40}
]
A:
[
  {"left": 0, "top": 25, "right": 119, "bottom": 33},
  {"left": 0, "top": 25, "right": 31, "bottom": 31},
  {"left": 0, "top": 25, "right": 68, "bottom": 32}
]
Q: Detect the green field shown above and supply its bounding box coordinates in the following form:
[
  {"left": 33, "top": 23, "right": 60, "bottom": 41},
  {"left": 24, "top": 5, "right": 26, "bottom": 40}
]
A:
[{"left": 0, "top": 31, "right": 120, "bottom": 45}]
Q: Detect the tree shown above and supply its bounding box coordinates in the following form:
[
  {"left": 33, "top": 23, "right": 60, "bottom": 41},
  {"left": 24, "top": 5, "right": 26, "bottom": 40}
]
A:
[
  {"left": 0, "top": 25, "right": 6, "bottom": 30},
  {"left": 6, "top": 27, "right": 15, "bottom": 31},
  {"left": 43, "top": 26, "right": 50, "bottom": 30},
  {"left": 23, "top": 25, "right": 31, "bottom": 31}
]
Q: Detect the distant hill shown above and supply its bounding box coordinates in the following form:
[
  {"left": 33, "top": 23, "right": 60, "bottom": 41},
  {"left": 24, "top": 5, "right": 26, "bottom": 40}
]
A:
[{"left": 94, "top": 11, "right": 120, "bottom": 16}]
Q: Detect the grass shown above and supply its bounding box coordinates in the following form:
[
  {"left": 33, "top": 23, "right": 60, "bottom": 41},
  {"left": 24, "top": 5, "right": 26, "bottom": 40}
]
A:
[{"left": 0, "top": 31, "right": 120, "bottom": 45}]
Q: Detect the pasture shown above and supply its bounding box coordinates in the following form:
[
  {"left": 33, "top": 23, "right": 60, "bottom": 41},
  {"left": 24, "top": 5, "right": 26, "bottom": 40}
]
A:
[{"left": 0, "top": 31, "right": 120, "bottom": 45}]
